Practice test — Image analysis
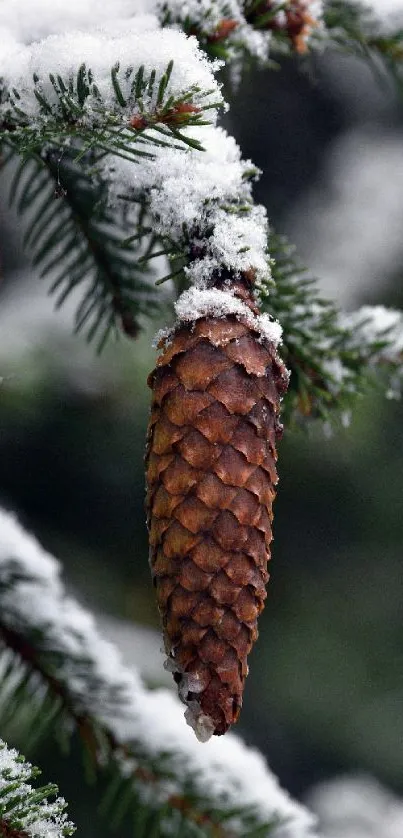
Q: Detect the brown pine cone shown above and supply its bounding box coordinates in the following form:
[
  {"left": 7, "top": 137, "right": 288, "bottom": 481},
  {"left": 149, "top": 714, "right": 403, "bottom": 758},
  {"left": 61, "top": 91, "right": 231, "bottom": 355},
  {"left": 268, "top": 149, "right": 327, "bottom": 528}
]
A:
[{"left": 146, "top": 280, "right": 288, "bottom": 740}]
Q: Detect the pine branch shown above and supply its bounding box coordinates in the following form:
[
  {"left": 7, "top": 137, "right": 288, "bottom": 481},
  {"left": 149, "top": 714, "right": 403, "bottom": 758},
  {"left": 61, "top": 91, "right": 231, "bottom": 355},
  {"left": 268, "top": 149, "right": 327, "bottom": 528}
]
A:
[
  {"left": 2, "top": 145, "right": 160, "bottom": 349},
  {"left": 3, "top": 111, "right": 274, "bottom": 348},
  {"left": 323, "top": 0, "right": 403, "bottom": 90},
  {"left": 110, "top": 122, "right": 270, "bottom": 288},
  {"left": 261, "top": 233, "right": 403, "bottom": 424},
  {"left": 1, "top": 54, "right": 222, "bottom": 160},
  {"left": 0, "top": 509, "right": 317, "bottom": 838},
  {"left": 158, "top": 0, "right": 322, "bottom": 62},
  {"left": 0, "top": 25, "right": 226, "bottom": 347},
  {"left": 158, "top": 0, "right": 403, "bottom": 96},
  {"left": 0, "top": 740, "right": 75, "bottom": 838}
]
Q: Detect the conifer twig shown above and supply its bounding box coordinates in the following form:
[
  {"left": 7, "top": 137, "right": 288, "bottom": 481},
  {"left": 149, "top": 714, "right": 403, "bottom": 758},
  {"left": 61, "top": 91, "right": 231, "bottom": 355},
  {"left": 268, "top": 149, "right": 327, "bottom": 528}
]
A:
[{"left": 0, "top": 740, "right": 75, "bottom": 838}]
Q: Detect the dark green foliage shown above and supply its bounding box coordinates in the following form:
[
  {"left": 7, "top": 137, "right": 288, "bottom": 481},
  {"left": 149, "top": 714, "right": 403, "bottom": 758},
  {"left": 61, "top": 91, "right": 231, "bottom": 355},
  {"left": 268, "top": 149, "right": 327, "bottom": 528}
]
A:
[
  {"left": 263, "top": 234, "right": 395, "bottom": 424},
  {"left": 324, "top": 0, "right": 403, "bottom": 90},
  {"left": 3, "top": 146, "right": 161, "bottom": 350}
]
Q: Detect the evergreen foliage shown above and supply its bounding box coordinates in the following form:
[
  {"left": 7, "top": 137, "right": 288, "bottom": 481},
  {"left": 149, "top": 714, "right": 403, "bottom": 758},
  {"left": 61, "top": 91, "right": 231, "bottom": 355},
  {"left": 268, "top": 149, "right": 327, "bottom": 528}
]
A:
[
  {"left": 0, "top": 739, "right": 75, "bottom": 838},
  {"left": 263, "top": 234, "right": 403, "bottom": 424},
  {"left": 1, "top": 0, "right": 403, "bottom": 834}
]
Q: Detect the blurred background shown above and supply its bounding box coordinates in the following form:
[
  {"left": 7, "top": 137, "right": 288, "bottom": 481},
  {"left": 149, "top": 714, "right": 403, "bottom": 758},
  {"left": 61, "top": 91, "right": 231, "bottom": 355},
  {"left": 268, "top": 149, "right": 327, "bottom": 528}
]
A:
[{"left": 1, "top": 20, "right": 403, "bottom": 836}]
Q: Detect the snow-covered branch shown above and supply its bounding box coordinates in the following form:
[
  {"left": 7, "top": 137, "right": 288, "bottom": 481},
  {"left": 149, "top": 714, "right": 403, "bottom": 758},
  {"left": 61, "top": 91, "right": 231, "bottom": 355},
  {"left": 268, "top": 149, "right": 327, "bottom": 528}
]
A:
[
  {"left": 0, "top": 740, "right": 75, "bottom": 838},
  {"left": 340, "top": 306, "right": 403, "bottom": 365},
  {"left": 260, "top": 235, "right": 403, "bottom": 422},
  {"left": 0, "top": 20, "right": 222, "bottom": 159},
  {"left": 158, "top": 1, "right": 324, "bottom": 61},
  {"left": 0, "top": 508, "right": 317, "bottom": 838},
  {"left": 107, "top": 123, "right": 272, "bottom": 287},
  {"left": 1, "top": 3, "right": 281, "bottom": 352}
]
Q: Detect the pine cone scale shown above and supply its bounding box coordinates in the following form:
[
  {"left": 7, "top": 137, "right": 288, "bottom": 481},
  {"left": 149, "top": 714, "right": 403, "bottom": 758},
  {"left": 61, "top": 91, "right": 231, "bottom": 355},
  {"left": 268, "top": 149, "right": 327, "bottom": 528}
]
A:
[{"left": 146, "top": 309, "right": 288, "bottom": 740}]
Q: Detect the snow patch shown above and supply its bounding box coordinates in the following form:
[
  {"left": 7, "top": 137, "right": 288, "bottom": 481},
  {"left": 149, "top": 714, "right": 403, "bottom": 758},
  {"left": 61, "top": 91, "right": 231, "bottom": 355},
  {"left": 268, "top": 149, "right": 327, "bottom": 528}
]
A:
[
  {"left": 308, "top": 775, "right": 403, "bottom": 838},
  {"left": 108, "top": 125, "right": 271, "bottom": 286},
  {"left": 0, "top": 2, "right": 153, "bottom": 46},
  {"left": 0, "top": 24, "right": 222, "bottom": 124},
  {"left": 174, "top": 287, "right": 283, "bottom": 345}
]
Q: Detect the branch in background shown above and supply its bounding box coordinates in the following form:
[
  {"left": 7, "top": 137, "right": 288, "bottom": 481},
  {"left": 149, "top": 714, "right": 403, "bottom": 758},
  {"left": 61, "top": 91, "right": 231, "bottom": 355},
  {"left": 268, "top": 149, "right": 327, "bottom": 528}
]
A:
[
  {"left": 0, "top": 508, "right": 317, "bottom": 838},
  {"left": 0, "top": 740, "right": 75, "bottom": 838},
  {"left": 323, "top": 0, "right": 403, "bottom": 89},
  {"left": 157, "top": 0, "right": 324, "bottom": 62},
  {"left": 262, "top": 234, "right": 403, "bottom": 424},
  {"left": 308, "top": 775, "right": 403, "bottom": 838},
  {"left": 158, "top": 0, "right": 403, "bottom": 96}
]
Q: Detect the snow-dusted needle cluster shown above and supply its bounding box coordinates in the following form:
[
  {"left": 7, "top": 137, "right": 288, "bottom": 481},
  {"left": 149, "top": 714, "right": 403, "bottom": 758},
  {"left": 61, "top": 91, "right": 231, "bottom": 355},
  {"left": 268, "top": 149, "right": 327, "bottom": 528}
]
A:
[
  {"left": 158, "top": 0, "right": 325, "bottom": 60},
  {"left": 108, "top": 124, "right": 270, "bottom": 286},
  {"left": 0, "top": 508, "right": 317, "bottom": 838},
  {"left": 158, "top": 0, "right": 272, "bottom": 62},
  {"left": 0, "top": 15, "right": 222, "bottom": 129},
  {"left": 0, "top": 739, "right": 75, "bottom": 838},
  {"left": 1, "top": 0, "right": 275, "bottom": 341},
  {"left": 340, "top": 306, "right": 403, "bottom": 364}
]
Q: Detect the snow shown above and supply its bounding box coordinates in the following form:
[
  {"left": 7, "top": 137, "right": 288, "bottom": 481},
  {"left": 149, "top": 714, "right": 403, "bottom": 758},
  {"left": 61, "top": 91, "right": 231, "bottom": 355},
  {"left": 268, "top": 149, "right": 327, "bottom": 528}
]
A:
[
  {"left": 0, "top": 0, "right": 326, "bottom": 57},
  {"left": 160, "top": 0, "right": 242, "bottom": 35},
  {"left": 340, "top": 306, "right": 403, "bottom": 363},
  {"left": 288, "top": 133, "right": 403, "bottom": 307},
  {"left": 174, "top": 287, "right": 283, "bottom": 346},
  {"left": 158, "top": 0, "right": 325, "bottom": 61},
  {"left": 315, "top": 305, "right": 403, "bottom": 404},
  {"left": 0, "top": 507, "right": 58, "bottom": 583},
  {"left": 0, "top": 22, "right": 222, "bottom": 126},
  {"left": 108, "top": 124, "right": 271, "bottom": 286},
  {"left": 309, "top": 1, "right": 325, "bottom": 22},
  {"left": 0, "top": 1, "right": 151, "bottom": 45},
  {"left": 0, "top": 739, "right": 74, "bottom": 838},
  {"left": 2, "top": 0, "right": 276, "bottom": 302},
  {"left": 368, "top": 0, "right": 403, "bottom": 20},
  {"left": 0, "top": 509, "right": 144, "bottom": 721},
  {"left": 158, "top": 0, "right": 271, "bottom": 62},
  {"left": 308, "top": 775, "right": 403, "bottom": 838},
  {"left": 0, "top": 508, "right": 317, "bottom": 837}
]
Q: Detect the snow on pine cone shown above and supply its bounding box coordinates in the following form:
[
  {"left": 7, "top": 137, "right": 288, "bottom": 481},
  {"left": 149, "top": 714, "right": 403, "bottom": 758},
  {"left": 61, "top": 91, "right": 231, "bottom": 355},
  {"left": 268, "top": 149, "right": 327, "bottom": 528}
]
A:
[{"left": 145, "top": 277, "right": 288, "bottom": 741}]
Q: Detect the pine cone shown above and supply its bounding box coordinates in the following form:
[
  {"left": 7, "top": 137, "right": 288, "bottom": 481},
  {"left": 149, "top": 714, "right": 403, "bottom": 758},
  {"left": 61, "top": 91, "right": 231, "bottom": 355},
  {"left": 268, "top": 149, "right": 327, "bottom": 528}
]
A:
[{"left": 146, "top": 279, "right": 288, "bottom": 740}]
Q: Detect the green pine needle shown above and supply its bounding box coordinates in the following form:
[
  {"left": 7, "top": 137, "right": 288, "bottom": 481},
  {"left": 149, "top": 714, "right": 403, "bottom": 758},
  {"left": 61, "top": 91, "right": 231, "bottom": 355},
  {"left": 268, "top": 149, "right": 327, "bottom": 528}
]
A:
[{"left": 0, "top": 739, "right": 75, "bottom": 838}]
